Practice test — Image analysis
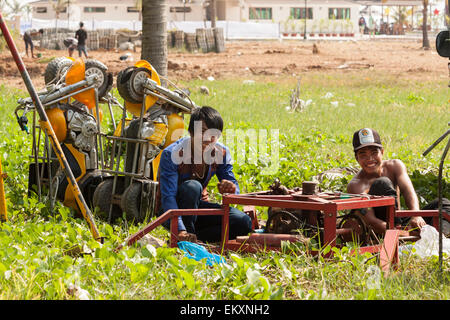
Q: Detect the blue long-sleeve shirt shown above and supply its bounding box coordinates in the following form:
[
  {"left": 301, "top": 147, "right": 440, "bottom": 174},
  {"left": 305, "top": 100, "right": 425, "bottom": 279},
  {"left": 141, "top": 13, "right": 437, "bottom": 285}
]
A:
[{"left": 158, "top": 136, "right": 239, "bottom": 232}]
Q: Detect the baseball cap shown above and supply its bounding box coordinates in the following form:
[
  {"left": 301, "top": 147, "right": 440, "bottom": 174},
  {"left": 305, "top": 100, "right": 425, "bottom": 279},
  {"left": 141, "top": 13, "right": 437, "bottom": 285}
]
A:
[{"left": 352, "top": 128, "right": 383, "bottom": 152}]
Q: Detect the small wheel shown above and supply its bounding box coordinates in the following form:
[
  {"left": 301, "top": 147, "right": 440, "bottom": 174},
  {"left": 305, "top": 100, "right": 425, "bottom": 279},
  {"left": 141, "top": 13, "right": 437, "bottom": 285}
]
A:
[
  {"left": 44, "top": 57, "right": 73, "bottom": 85},
  {"left": 338, "top": 213, "right": 369, "bottom": 245},
  {"left": 85, "top": 59, "right": 110, "bottom": 99},
  {"left": 116, "top": 66, "right": 138, "bottom": 103},
  {"left": 126, "top": 67, "right": 152, "bottom": 103},
  {"left": 120, "top": 181, "right": 146, "bottom": 223},
  {"left": 92, "top": 177, "right": 125, "bottom": 221},
  {"left": 266, "top": 210, "right": 303, "bottom": 234}
]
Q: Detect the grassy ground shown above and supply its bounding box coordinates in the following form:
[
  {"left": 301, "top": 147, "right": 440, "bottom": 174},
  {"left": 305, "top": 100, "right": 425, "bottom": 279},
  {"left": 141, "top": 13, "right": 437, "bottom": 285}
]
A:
[{"left": 0, "top": 70, "right": 448, "bottom": 300}]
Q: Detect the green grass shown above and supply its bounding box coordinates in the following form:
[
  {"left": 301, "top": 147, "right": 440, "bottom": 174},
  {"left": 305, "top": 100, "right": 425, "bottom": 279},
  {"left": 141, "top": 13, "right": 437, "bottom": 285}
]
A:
[{"left": 0, "top": 70, "right": 448, "bottom": 300}]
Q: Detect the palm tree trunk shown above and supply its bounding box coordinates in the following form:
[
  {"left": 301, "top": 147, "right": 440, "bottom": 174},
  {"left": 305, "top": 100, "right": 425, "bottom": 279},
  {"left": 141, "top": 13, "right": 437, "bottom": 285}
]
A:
[
  {"left": 210, "top": 0, "right": 216, "bottom": 28},
  {"left": 141, "top": 0, "right": 167, "bottom": 83},
  {"left": 446, "top": 0, "right": 449, "bottom": 29},
  {"left": 422, "top": 0, "right": 430, "bottom": 49}
]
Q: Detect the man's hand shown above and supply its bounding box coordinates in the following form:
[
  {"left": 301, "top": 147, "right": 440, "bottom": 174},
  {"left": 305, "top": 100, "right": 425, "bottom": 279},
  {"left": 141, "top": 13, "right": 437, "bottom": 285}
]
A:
[
  {"left": 218, "top": 179, "right": 236, "bottom": 194},
  {"left": 409, "top": 216, "right": 427, "bottom": 230},
  {"left": 178, "top": 231, "right": 197, "bottom": 242}
]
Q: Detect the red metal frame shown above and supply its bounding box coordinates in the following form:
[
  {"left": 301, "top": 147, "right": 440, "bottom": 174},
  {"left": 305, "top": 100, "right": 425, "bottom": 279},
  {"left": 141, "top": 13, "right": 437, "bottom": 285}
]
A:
[{"left": 122, "top": 192, "right": 447, "bottom": 276}]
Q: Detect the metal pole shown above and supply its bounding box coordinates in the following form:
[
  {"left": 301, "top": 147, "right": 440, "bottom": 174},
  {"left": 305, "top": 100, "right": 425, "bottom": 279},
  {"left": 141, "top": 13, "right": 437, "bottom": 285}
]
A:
[
  {"left": 423, "top": 125, "right": 450, "bottom": 276},
  {"left": 0, "top": 157, "right": 7, "bottom": 222},
  {"left": 0, "top": 11, "right": 102, "bottom": 242}
]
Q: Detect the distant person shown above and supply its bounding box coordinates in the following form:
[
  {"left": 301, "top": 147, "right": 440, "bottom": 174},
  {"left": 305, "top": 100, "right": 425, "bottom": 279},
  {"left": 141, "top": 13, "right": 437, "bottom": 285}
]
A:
[
  {"left": 23, "top": 29, "right": 43, "bottom": 58},
  {"left": 63, "top": 37, "right": 78, "bottom": 57},
  {"left": 358, "top": 16, "right": 366, "bottom": 35},
  {"left": 368, "top": 15, "right": 375, "bottom": 37},
  {"left": 75, "top": 22, "right": 88, "bottom": 58}
]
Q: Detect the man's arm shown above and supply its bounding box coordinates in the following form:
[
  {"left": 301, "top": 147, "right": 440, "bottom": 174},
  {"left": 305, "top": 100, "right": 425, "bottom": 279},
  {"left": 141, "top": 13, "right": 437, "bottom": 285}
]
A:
[
  {"left": 392, "top": 159, "right": 426, "bottom": 228},
  {"left": 392, "top": 159, "right": 420, "bottom": 210}
]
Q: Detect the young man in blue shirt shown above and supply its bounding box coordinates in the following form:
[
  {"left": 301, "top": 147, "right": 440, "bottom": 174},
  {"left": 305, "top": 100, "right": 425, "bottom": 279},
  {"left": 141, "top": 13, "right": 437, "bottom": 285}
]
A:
[{"left": 157, "top": 106, "right": 253, "bottom": 243}]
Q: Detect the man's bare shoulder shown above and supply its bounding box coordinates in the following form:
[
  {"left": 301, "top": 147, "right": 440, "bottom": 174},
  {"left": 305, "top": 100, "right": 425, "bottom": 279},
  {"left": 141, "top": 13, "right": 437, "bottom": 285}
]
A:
[{"left": 382, "top": 159, "right": 407, "bottom": 174}]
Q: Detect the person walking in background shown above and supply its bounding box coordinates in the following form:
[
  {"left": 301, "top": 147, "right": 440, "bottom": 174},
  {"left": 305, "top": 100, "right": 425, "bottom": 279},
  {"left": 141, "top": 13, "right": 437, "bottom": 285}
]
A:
[{"left": 75, "top": 22, "right": 88, "bottom": 58}]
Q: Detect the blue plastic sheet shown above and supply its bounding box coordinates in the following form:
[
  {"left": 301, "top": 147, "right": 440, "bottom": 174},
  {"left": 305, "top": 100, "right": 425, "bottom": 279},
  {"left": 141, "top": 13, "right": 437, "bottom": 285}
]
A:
[{"left": 178, "top": 241, "right": 226, "bottom": 267}]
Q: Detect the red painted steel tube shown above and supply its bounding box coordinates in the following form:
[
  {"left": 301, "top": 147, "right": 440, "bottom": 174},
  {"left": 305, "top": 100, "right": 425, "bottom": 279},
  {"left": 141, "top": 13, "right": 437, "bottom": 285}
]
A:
[
  {"left": 121, "top": 208, "right": 226, "bottom": 248},
  {"left": 236, "top": 233, "right": 304, "bottom": 246},
  {"left": 0, "top": 12, "right": 101, "bottom": 242},
  {"left": 323, "top": 208, "right": 337, "bottom": 249},
  {"left": 380, "top": 230, "right": 400, "bottom": 277},
  {"left": 124, "top": 210, "right": 173, "bottom": 247},
  {"left": 395, "top": 210, "right": 445, "bottom": 218},
  {"left": 170, "top": 213, "right": 178, "bottom": 247}
]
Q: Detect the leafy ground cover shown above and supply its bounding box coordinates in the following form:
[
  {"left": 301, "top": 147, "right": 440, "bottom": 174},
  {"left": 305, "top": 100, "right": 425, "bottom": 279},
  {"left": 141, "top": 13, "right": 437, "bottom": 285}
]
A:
[{"left": 0, "top": 70, "right": 448, "bottom": 300}]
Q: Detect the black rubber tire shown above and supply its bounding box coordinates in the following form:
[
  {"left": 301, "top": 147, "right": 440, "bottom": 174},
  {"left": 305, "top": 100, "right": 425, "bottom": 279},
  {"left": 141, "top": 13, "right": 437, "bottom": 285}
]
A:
[
  {"left": 44, "top": 57, "right": 73, "bottom": 85},
  {"left": 92, "top": 177, "right": 125, "bottom": 221},
  {"left": 84, "top": 59, "right": 110, "bottom": 99},
  {"left": 120, "top": 181, "right": 145, "bottom": 223},
  {"left": 125, "top": 67, "right": 152, "bottom": 104},
  {"left": 116, "top": 66, "right": 138, "bottom": 103}
]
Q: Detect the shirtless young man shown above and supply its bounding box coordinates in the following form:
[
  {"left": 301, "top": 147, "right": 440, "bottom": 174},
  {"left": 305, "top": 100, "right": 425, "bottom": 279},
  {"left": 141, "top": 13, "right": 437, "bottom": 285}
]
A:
[{"left": 346, "top": 128, "right": 427, "bottom": 234}]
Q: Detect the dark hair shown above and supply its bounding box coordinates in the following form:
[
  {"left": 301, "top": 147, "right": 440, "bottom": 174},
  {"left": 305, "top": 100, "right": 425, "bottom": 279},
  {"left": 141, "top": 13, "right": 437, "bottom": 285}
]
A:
[
  {"left": 79, "top": 22, "right": 84, "bottom": 27},
  {"left": 188, "top": 106, "right": 223, "bottom": 135}
]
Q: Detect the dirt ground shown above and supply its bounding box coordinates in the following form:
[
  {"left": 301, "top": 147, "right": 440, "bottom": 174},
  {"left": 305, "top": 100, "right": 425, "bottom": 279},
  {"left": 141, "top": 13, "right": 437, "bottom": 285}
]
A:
[{"left": 0, "top": 38, "right": 447, "bottom": 90}]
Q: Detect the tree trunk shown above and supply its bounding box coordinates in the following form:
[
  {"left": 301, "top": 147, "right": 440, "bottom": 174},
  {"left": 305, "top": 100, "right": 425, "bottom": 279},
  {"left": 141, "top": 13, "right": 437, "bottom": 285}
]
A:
[
  {"left": 210, "top": 0, "right": 216, "bottom": 28},
  {"left": 422, "top": 0, "right": 430, "bottom": 49},
  {"left": 446, "top": 0, "right": 449, "bottom": 28},
  {"left": 141, "top": 0, "right": 167, "bottom": 84}
]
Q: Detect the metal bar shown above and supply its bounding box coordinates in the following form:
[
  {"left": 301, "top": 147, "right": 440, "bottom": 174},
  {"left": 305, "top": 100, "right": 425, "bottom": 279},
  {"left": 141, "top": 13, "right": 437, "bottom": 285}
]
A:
[
  {"left": 45, "top": 135, "right": 53, "bottom": 212},
  {"left": 422, "top": 129, "right": 450, "bottom": 157},
  {"left": 437, "top": 135, "right": 450, "bottom": 273},
  {"left": 223, "top": 194, "right": 396, "bottom": 212},
  {"left": 101, "top": 169, "right": 145, "bottom": 178},
  {"left": 323, "top": 208, "right": 337, "bottom": 249},
  {"left": 395, "top": 210, "right": 441, "bottom": 217},
  {"left": 17, "top": 78, "right": 94, "bottom": 107},
  {"left": 143, "top": 79, "right": 198, "bottom": 111},
  {"left": 102, "top": 134, "right": 149, "bottom": 144},
  {"left": 170, "top": 213, "right": 178, "bottom": 247},
  {"left": 94, "top": 89, "right": 104, "bottom": 171},
  {"left": 107, "top": 105, "right": 128, "bottom": 224},
  {"left": 106, "top": 97, "right": 116, "bottom": 131},
  {"left": 143, "top": 89, "right": 192, "bottom": 113},
  {"left": 0, "top": 15, "right": 101, "bottom": 242},
  {"left": 380, "top": 230, "right": 400, "bottom": 277},
  {"left": 0, "top": 157, "right": 8, "bottom": 222},
  {"left": 121, "top": 208, "right": 226, "bottom": 249},
  {"left": 42, "top": 84, "right": 96, "bottom": 107},
  {"left": 32, "top": 110, "right": 41, "bottom": 200},
  {"left": 222, "top": 195, "right": 330, "bottom": 210}
]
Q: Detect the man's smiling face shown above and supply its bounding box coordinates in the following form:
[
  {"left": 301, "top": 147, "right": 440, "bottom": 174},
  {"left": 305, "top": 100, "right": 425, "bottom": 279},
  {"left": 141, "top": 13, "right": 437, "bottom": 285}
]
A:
[{"left": 355, "top": 146, "right": 384, "bottom": 174}]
